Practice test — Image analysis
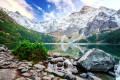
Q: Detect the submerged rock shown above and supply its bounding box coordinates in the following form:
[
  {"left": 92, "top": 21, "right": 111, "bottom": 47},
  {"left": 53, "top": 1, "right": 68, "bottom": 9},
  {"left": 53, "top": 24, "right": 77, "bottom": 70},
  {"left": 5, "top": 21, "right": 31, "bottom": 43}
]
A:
[
  {"left": 108, "top": 71, "right": 116, "bottom": 77},
  {"left": 86, "top": 72, "right": 94, "bottom": 77},
  {"left": 80, "top": 73, "right": 87, "bottom": 78},
  {"left": 77, "top": 48, "right": 115, "bottom": 72}
]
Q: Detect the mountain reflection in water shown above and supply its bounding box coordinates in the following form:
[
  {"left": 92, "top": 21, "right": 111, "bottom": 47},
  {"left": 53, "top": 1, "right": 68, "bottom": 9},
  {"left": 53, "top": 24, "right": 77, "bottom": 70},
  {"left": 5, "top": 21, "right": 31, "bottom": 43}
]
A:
[{"left": 45, "top": 43, "right": 120, "bottom": 63}]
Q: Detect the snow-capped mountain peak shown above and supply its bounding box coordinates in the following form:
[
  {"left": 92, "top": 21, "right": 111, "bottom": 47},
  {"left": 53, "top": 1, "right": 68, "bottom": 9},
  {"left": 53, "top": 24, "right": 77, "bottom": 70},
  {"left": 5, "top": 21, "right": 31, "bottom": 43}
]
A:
[{"left": 1, "top": 6, "right": 120, "bottom": 36}]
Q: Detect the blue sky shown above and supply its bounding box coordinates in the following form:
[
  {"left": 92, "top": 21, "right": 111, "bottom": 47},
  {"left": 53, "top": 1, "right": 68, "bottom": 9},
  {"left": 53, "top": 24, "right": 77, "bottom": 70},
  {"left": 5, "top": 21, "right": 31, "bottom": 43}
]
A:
[{"left": 0, "top": 0, "right": 120, "bottom": 22}]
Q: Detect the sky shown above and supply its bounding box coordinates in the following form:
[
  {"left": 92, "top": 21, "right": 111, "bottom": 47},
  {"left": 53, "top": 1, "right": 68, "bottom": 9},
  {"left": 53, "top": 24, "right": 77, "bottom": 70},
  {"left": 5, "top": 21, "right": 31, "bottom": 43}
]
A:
[{"left": 0, "top": 0, "right": 120, "bottom": 22}]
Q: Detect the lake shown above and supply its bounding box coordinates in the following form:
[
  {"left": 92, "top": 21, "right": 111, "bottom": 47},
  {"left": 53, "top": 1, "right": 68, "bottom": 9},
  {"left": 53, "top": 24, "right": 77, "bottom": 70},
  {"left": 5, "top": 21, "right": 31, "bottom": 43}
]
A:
[
  {"left": 4, "top": 43, "right": 120, "bottom": 63},
  {"left": 45, "top": 43, "right": 120, "bottom": 63}
]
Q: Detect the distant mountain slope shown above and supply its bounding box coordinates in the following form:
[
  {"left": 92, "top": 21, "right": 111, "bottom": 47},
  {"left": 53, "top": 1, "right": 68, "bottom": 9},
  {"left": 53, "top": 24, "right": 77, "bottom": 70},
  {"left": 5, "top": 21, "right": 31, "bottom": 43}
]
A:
[
  {"left": 76, "top": 28, "right": 120, "bottom": 44},
  {"left": 1, "top": 6, "right": 120, "bottom": 43},
  {"left": 1, "top": 6, "right": 120, "bottom": 34},
  {"left": 0, "top": 9, "right": 55, "bottom": 44}
]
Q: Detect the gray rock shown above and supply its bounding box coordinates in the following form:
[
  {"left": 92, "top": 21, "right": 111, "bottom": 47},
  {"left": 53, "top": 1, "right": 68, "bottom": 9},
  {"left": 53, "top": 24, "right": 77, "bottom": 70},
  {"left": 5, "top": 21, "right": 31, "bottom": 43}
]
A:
[
  {"left": 70, "top": 67, "right": 78, "bottom": 74},
  {"left": 87, "top": 72, "right": 94, "bottom": 77},
  {"left": 22, "top": 72, "right": 31, "bottom": 77},
  {"left": 0, "top": 69, "right": 17, "bottom": 80},
  {"left": 64, "top": 59, "right": 72, "bottom": 68},
  {"left": 77, "top": 48, "right": 115, "bottom": 72},
  {"left": 73, "top": 61, "right": 77, "bottom": 66},
  {"left": 35, "top": 77, "right": 42, "bottom": 80},
  {"left": 64, "top": 73, "right": 76, "bottom": 80},
  {"left": 16, "top": 77, "right": 32, "bottom": 80},
  {"left": 52, "top": 53, "right": 62, "bottom": 58},
  {"left": 48, "top": 75, "right": 54, "bottom": 79},
  {"left": 75, "top": 76, "right": 85, "bottom": 80},
  {"left": 20, "top": 68, "right": 28, "bottom": 73},
  {"left": 34, "top": 64, "right": 45, "bottom": 70},
  {"left": 0, "top": 46, "right": 8, "bottom": 52},
  {"left": 108, "top": 71, "right": 116, "bottom": 77},
  {"left": 114, "top": 62, "right": 120, "bottom": 77},
  {"left": 57, "top": 62, "right": 63, "bottom": 67},
  {"left": 52, "top": 77, "right": 58, "bottom": 80},
  {"left": 80, "top": 73, "right": 87, "bottom": 78},
  {"left": 48, "top": 57, "right": 53, "bottom": 60},
  {"left": 42, "top": 76, "right": 52, "bottom": 80},
  {"left": 46, "top": 67, "right": 64, "bottom": 77},
  {"left": 88, "top": 75, "right": 102, "bottom": 80},
  {"left": 50, "top": 57, "right": 63, "bottom": 63},
  {"left": 63, "top": 55, "right": 70, "bottom": 58}
]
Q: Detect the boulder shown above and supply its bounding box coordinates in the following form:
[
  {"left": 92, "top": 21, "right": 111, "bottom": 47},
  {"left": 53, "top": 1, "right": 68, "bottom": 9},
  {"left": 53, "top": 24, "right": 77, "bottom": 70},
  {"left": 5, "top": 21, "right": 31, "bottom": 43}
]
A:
[
  {"left": 57, "top": 62, "right": 63, "bottom": 67},
  {"left": 20, "top": 68, "right": 28, "bottom": 73},
  {"left": 64, "top": 73, "right": 76, "bottom": 80},
  {"left": 22, "top": 72, "right": 31, "bottom": 77},
  {"left": 52, "top": 77, "right": 58, "bottom": 80},
  {"left": 0, "top": 46, "right": 8, "bottom": 52},
  {"left": 52, "top": 53, "right": 62, "bottom": 58},
  {"left": 70, "top": 67, "right": 78, "bottom": 74},
  {"left": 35, "top": 77, "right": 42, "bottom": 80},
  {"left": 34, "top": 64, "right": 45, "bottom": 70},
  {"left": 115, "top": 61, "right": 120, "bottom": 77},
  {"left": 50, "top": 57, "right": 63, "bottom": 63},
  {"left": 42, "top": 76, "right": 52, "bottom": 80},
  {"left": 80, "top": 73, "right": 87, "bottom": 78},
  {"left": 46, "top": 67, "right": 64, "bottom": 77},
  {"left": 86, "top": 72, "right": 94, "bottom": 77},
  {"left": 64, "top": 59, "right": 72, "bottom": 68},
  {"left": 77, "top": 48, "right": 115, "bottom": 71},
  {"left": 62, "top": 55, "right": 70, "bottom": 58}
]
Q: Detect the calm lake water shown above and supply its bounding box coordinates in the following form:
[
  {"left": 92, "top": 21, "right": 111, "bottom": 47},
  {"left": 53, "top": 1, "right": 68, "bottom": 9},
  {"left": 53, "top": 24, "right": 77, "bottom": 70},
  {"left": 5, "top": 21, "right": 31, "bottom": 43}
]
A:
[
  {"left": 45, "top": 43, "right": 120, "bottom": 63},
  {"left": 5, "top": 43, "right": 120, "bottom": 63}
]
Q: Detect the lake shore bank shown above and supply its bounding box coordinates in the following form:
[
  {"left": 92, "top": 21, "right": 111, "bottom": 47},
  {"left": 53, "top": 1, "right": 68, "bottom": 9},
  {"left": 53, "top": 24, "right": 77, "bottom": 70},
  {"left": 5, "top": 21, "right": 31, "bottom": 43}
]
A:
[{"left": 0, "top": 46, "right": 117, "bottom": 80}]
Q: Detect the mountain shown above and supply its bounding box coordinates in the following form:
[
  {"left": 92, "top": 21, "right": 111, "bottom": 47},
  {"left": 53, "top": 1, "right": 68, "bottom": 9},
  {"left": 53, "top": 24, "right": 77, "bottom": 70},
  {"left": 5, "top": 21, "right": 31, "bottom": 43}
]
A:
[
  {"left": 0, "top": 8, "right": 55, "bottom": 44},
  {"left": 1, "top": 6, "right": 120, "bottom": 43},
  {"left": 76, "top": 28, "right": 120, "bottom": 44}
]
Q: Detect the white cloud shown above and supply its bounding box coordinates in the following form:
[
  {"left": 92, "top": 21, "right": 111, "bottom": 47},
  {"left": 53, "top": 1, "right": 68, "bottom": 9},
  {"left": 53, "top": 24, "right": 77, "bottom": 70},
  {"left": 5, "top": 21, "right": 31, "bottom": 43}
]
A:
[
  {"left": 0, "top": 0, "right": 34, "bottom": 19},
  {"left": 48, "top": 5, "right": 51, "bottom": 8},
  {"left": 97, "top": 0, "right": 120, "bottom": 10},
  {"left": 47, "top": 0, "right": 75, "bottom": 12},
  {"left": 34, "top": 4, "right": 45, "bottom": 13},
  {"left": 80, "top": 0, "right": 120, "bottom": 10},
  {"left": 81, "top": 0, "right": 99, "bottom": 6},
  {"left": 43, "top": 11, "right": 55, "bottom": 21}
]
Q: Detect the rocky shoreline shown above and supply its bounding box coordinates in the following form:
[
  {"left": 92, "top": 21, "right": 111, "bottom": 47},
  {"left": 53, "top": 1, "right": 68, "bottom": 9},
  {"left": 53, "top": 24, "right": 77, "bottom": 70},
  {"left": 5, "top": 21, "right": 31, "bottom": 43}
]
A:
[{"left": 0, "top": 46, "right": 118, "bottom": 80}]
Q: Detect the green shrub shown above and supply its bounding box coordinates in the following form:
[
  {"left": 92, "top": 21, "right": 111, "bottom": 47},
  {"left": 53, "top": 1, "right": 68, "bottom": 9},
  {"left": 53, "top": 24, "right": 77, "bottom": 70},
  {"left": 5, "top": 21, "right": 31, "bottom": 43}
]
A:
[{"left": 12, "top": 40, "right": 48, "bottom": 62}]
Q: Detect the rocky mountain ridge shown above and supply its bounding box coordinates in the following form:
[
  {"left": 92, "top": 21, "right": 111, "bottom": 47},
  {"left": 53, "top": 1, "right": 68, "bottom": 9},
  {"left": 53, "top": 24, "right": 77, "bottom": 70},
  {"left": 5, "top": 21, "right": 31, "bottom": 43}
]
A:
[{"left": 1, "top": 6, "right": 120, "bottom": 42}]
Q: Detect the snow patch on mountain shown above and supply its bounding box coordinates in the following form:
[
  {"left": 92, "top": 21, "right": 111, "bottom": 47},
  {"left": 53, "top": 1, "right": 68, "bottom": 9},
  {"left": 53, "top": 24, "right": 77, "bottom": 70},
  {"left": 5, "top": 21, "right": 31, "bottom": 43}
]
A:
[{"left": 0, "top": 6, "right": 120, "bottom": 35}]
